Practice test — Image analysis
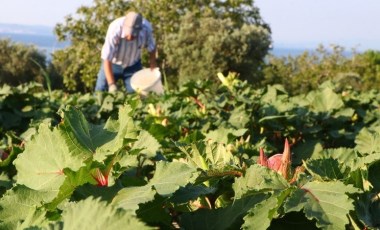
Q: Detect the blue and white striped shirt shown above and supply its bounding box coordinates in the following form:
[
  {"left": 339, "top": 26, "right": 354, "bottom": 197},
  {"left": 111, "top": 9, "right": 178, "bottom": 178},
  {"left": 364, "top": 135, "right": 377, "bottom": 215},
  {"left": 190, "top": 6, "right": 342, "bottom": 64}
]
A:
[{"left": 101, "top": 16, "right": 156, "bottom": 68}]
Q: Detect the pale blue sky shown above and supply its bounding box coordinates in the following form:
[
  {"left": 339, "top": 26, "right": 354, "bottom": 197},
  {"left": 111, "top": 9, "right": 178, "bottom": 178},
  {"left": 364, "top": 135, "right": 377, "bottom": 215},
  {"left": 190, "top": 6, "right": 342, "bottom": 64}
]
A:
[
  {"left": 0, "top": 0, "right": 379, "bottom": 51},
  {"left": 255, "top": 0, "right": 380, "bottom": 50},
  {"left": 0, "top": 0, "right": 93, "bottom": 26}
]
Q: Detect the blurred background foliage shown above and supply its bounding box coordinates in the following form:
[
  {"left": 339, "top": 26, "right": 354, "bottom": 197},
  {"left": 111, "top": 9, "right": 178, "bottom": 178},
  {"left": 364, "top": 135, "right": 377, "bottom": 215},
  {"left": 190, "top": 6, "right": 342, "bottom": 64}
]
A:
[
  {"left": 0, "top": 0, "right": 379, "bottom": 94},
  {"left": 263, "top": 45, "right": 380, "bottom": 95}
]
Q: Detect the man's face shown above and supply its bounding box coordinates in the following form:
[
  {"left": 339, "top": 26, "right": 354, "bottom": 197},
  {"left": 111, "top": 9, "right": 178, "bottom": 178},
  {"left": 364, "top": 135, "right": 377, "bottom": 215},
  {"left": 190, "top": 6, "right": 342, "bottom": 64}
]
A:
[{"left": 125, "top": 34, "right": 135, "bottom": 41}]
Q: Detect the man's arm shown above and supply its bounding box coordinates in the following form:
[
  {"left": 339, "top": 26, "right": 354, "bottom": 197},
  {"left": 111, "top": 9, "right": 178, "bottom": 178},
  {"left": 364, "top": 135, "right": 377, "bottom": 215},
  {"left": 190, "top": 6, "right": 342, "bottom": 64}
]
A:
[{"left": 104, "top": 60, "right": 115, "bottom": 85}]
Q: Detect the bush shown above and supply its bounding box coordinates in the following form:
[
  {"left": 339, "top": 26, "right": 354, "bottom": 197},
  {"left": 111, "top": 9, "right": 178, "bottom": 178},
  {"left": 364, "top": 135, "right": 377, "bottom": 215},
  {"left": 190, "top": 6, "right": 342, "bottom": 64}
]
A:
[
  {"left": 0, "top": 39, "right": 46, "bottom": 86},
  {"left": 262, "top": 45, "right": 380, "bottom": 94},
  {"left": 163, "top": 12, "right": 271, "bottom": 85}
]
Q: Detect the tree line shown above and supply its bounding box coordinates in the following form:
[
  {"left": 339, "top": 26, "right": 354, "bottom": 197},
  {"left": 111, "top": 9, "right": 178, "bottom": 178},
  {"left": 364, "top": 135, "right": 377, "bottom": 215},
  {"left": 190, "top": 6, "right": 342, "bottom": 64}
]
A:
[{"left": 1, "top": 0, "right": 379, "bottom": 94}]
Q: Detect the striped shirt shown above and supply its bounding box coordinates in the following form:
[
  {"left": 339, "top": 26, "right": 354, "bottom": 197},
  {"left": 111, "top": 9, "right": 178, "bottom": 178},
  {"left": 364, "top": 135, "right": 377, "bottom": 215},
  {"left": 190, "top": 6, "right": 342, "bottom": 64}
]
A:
[{"left": 101, "top": 16, "right": 156, "bottom": 68}]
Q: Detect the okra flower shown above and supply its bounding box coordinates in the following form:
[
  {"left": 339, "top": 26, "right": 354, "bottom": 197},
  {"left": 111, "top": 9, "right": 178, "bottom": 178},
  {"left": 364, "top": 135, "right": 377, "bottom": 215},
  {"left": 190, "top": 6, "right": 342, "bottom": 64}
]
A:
[{"left": 258, "top": 139, "right": 291, "bottom": 180}]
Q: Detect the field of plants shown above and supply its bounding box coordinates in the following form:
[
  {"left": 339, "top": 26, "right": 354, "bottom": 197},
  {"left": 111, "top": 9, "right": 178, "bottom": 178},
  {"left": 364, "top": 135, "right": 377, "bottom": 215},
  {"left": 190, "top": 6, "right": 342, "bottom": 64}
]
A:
[{"left": 1, "top": 73, "right": 380, "bottom": 229}]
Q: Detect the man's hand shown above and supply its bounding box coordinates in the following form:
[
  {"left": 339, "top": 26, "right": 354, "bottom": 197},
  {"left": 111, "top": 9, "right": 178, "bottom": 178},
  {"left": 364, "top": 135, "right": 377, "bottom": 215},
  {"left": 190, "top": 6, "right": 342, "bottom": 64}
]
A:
[{"left": 108, "top": 83, "right": 118, "bottom": 93}]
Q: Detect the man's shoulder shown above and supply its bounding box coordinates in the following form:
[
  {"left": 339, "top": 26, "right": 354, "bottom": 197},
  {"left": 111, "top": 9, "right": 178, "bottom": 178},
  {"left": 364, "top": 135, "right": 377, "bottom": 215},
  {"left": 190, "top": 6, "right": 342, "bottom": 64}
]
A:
[
  {"left": 142, "top": 18, "right": 153, "bottom": 32},
  {"left": 110, "top": 17, "right": 125, "bottom": 27}
]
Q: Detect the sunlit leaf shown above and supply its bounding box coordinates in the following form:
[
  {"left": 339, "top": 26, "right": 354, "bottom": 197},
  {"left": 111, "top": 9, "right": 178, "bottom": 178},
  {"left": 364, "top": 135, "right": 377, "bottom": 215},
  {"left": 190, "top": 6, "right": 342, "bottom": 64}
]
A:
[
  {"left": 14, "top": 124, "right": 83, "bottom": 192},
  {"left": 112, "top": 185, "right": 156, "bottom": 211},
  {"left": 0, "top": 185, "right": 56, "bottom": 229},
  {"left": 242, "top": 189, "right": 293, "bottom": 230},
  {"left": 233, "top": 165, "right": 289, "bottom": 199},
  {"left": 307, "top": 87, "right": 344, "bottom": 112},
  {"left": 61, "top": 197, "right": 151, "bottom": 229},
  {"left": 284, "top": 181, "right": 360, "bottom": 230},
  {"left": 150, "top": 161, "right": 198, "bottom": 196}
]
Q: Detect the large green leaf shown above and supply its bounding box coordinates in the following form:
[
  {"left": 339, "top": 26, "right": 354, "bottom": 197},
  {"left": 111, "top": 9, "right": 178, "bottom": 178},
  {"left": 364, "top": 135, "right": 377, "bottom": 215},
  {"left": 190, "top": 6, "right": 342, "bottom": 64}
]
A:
[
  {"left": 242, "top": 189, "right": 293, "bottom": 230},
  {"left": 232, "top": 165, "right": 290, "bottom": 199},
  {"left": 45, "top": 166, "right": 94, "bottom": 210},
  {"left": 228, "top": 105, "right": 250, "bottom": 129},
  {"left": 307, "top": 87, "right": 344, "bottom": 113},
  {"left": 131, "top": 130, "right": 161, "bottom": 158},
  {"left": 61, "top": 197, "right": 151, "bottom": 230},
  {"left": 292, "top": 139, "right": 324, "bottom": 165},
  {"left": 204, "top": 127, "right": 247, "bottom": 145},
  {"left": 96, "top": 105, "right": 139, "bottom": 155},
  {"left": 169, "top": 184, "right": 217, "bottom": 204},
  {"left": 284, "top": 181, "right": 360, "bottom": 230},
  {"left": 355, "top": 127, "right": 380, "bottom": 154},
  {"left": 150, "top": 161, "right": 198, "bottom": 196},
  {"left": 136, "top": 195, "right": 172, "bottom": 227},
  {"left": 0, "top": 185, "right": 56, "bottom": 229},
  {"left": 176, "top": 142, "right": 208, "bottom": 170},
  {"left": 60, "top": 106, "right": 139, "bottom": 159},
  {"left": 59, "top": 106, "right": 99, "bottom": 157},
  {"left": 350, "top": 152, "right": 380, "bottom": 171},
  {"left": 16, "top": 208, "right": 49, "bottom": 230},
  {"left": 304, "top": 158, "right": 347, "bottom": 181},
  {"left": 112, "top": 185, "right": 156, "bottom": 211},
  {"left": 355, "top": 193, "right": 380, "bottom": 228},
  {"left": 14, "top": 124, "right": 84, "bottom": 192},
  {"left": 204, "top": 142, "right": 236, "bottom": 169},
  {"left": 319, "top": 148, "right": 357, "bottom": 163}
]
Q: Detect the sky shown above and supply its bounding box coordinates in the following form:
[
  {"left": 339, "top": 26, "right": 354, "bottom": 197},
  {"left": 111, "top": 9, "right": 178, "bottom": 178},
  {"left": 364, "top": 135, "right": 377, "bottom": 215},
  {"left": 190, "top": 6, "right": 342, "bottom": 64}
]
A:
[
  {"left": 0, "top": 0, "right": 93, "bottom": 26},
  {"left": 0, "top": 0, "right": 379, "bottom": 51},
  {"left": 255, "top": 0, "right": 380, "bottom": 51}
]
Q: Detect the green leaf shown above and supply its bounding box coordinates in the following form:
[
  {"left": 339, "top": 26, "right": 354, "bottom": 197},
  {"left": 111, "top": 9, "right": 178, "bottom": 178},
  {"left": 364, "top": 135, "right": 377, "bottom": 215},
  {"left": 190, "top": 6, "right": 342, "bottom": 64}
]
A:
[
  {"left": 307, "top": 87, "right": 344, "bottom": 112},
  {"left": 355, "top": 193, "right": 380, "bottom": 227},
  {"left": 60, "top": 105, "right": 139, "bottom": 163},
  {"left": 136, "top": 195, "right": 172, "bottom": 227},
  {"left": 368, "top": 161, "right": 380, "bottom": 191},
  {"left": 16, "top": 208, "right": 49, "bottom": 230},
  {"left": 45, "top": 166, "right": 94, "bottom": 210},
  {"left": 228, "top": 105, "right": 250, "bottom": 129},
  {"left": 112, "top": 185, "right": 156, "bottom": 211},
  {"left": 150, "top": 161, "right": 198, "bottom": 196},
  {"left": 205, "top": 127, "right": 247, "bottom": 144},
  {"left": 292, "top": 140, "right": 324, "bottom": 165},
  {"left": 14, "top": 124, "right": 83, "bottom": 192},
  {"left": 176, "top": 142, "right": 208, "bottom": 170},
  {"left": 180, "top": 195, "right": 268, "bottom": 230},
  {"left": 59, "top": 106, "right": 98, "bottom": 157},
  {"left": 284, "top": 181, "right": 360, "bottom": 230},
  {"left": 0, "top": 185, "right": 56, "bottom": 229},
  {"left": 170, "top": 185, "right": 217, "bottom": 204},
  {"left": 96, "top": 105, "right": 139, "bottom": 154},
  {"left": 304, "top": 158, "right": 347, "bottom": 181},
  {"left": 233, "top": 165, "right": 289, "bottom": 199},
  {"left": 61, "top": 197, "right": 151, "bottom": 230},
  {"left": 242, "top": 189, "right": 293, "bottom": 230},
  {"left": 131, "top": 130, "right": 161, "bottom": 158},
  {"left": 319, "top": 148, "right": 357, "bottom": 163},
  {"left": 355, "top": 127, "right": 380, "bottom": 154},
  {"left": 204, "top": 142, "right": 235, "bottom": 169},
  {"left": 351, "top": 152, "right": 380, "bottom": 171}
]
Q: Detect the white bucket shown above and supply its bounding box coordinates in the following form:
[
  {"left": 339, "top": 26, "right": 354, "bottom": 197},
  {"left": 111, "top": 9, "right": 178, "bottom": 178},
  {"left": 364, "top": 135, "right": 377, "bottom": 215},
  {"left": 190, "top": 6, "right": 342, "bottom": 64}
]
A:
[{"left": 130, "top": 68, "right": 164, "bottom": 96}]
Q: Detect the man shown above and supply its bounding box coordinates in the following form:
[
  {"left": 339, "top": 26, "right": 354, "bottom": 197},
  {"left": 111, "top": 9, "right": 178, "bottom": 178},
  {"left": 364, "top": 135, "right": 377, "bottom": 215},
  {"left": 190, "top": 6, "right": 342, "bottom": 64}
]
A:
[{"left": 95, "top": 11, "right": 157, "bottom": 92}]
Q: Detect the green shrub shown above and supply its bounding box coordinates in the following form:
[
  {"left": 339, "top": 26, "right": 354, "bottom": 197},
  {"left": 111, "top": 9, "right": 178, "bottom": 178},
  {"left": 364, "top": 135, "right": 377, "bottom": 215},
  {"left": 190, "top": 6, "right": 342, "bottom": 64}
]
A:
[
  {"left": 262, "top": 45, "right": 380, "bottom": 94},
  {"left": 0, "top": 39, "right": 46, "bottom": 86},
  {"left": 163, "top": 12, "right": 270, "bottom": 85}
]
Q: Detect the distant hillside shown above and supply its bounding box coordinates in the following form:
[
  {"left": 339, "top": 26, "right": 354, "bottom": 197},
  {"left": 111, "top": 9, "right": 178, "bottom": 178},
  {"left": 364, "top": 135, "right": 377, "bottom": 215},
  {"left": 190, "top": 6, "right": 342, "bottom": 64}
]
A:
[
  {"left": 0, "top": 23, "right": 54, "bottom": 35},
  {"left": 0, "top": 23, "right": 69, "bottom": 60}
]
